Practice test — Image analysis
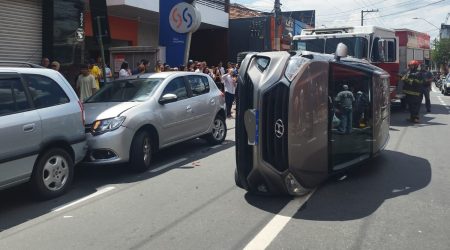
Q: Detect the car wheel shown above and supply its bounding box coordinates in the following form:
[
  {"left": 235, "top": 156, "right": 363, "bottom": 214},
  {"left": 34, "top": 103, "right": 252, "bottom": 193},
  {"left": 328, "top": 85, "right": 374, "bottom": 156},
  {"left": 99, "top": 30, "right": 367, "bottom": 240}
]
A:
[
  {"left": 206, "top": 114, "right": 227, "bottom": 145},
  {"left": 30, "top": 148, "right": 74, "bottom": 200},
  {"left": 130, "top": 130, "right": 152, "bottom": 172}
]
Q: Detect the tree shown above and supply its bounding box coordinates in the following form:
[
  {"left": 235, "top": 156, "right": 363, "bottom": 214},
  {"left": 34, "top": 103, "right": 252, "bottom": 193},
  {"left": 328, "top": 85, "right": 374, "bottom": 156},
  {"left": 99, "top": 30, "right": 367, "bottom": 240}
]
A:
[{"left": 431, "top": 38, "right": 450, "bottom": 69}]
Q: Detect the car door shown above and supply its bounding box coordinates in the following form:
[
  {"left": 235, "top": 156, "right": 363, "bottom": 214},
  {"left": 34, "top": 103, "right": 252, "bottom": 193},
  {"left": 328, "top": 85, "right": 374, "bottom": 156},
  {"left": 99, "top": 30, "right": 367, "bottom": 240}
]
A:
[
  {"left": 0, "top": 73, "right": 42, "bottom": 188},
  {"left": 186, "top": 74, "right": 215, "bottom": 135},
  {"left": 158, "top": 76, "right": 193, "bottom": 144},
  {"left": 21, "top": 74, "right": 80, "bottom": 145}
]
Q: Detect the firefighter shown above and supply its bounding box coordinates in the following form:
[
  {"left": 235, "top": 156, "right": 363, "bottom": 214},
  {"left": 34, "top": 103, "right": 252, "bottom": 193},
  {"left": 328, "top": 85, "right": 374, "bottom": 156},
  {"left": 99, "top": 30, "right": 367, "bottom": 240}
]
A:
[{"left": 402, "top": 60, "right": 424, "bottom": 123}]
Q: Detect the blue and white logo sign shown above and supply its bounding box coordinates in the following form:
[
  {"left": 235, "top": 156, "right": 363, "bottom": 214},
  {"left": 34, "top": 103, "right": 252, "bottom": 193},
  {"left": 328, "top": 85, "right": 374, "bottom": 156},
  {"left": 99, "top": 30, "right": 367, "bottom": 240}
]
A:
[{"left": 169, "top": 2, "right": 201, "bottom": 34}]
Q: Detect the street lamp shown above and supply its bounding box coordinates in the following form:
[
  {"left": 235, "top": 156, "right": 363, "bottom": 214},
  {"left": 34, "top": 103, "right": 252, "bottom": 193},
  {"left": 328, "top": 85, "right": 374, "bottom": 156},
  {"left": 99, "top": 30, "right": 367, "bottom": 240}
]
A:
[{"left": 412, "top": 17, "right": 439, "bottom": 29}]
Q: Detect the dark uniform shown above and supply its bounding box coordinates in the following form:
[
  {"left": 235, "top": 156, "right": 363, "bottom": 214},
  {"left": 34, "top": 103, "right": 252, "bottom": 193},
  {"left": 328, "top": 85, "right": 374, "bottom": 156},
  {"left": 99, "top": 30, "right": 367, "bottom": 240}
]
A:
[{"left": 402, "top": 65, "right": 424, "bottom": 123}]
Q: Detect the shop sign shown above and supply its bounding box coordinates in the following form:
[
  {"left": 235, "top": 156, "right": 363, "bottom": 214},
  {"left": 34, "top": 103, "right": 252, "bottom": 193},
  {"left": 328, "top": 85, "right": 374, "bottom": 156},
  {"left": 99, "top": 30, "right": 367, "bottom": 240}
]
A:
[
  {"left": 75, "top": 28, "right": 84, "bottom": 42},
  {"left": 169, "top": 2, "right": 201, "bottom": 34}
]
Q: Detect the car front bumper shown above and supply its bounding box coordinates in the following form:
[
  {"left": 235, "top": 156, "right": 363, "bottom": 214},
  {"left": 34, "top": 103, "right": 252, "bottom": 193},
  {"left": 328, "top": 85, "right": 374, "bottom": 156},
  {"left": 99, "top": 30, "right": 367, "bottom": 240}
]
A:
[{"left": 82, "top": 126, "right": 135, "bottom": 165}]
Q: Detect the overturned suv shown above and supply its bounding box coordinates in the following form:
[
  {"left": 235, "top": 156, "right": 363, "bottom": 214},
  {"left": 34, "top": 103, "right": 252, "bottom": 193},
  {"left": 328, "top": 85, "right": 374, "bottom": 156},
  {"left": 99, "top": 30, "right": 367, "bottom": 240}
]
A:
[{"left": 235, "top": 46, "right": 390, "bottom": 196}]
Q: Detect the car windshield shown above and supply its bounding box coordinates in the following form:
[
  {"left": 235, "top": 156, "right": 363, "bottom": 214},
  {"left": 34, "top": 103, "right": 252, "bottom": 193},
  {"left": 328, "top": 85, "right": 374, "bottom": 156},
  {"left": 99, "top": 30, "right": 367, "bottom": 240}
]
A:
[
  {"left": 294, "top": 37, "right": 368, "bottom": 59},
  {"left": 86, "top": 78, "right": 163, "bottom": 103}
]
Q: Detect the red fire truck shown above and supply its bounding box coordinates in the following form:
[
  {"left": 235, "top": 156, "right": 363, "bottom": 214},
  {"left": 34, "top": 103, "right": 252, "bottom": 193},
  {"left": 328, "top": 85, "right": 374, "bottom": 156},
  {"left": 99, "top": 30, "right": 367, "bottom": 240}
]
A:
[{"left": 292, "top": 26, "right": 430, "bottom": 101}]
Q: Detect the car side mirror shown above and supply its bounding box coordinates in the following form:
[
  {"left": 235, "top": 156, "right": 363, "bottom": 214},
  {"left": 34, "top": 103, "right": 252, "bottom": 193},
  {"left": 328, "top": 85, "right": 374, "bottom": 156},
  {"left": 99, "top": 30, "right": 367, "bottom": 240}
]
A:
[{"left": 159, "top": 93, "right": 178, "bottom": 104}]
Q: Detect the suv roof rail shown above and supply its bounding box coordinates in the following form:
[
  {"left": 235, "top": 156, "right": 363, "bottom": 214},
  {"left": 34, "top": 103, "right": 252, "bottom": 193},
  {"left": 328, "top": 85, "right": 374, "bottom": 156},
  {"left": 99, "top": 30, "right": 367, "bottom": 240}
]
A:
[{"left": 0, "top": 61, "right": 44, "bottom": 68}]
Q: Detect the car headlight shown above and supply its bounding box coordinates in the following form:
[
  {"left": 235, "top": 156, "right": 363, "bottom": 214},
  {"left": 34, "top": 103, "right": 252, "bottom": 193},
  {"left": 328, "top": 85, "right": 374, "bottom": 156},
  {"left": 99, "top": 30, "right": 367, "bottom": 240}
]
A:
[{"left": 91, "top": 116, "right": 126, "bottom": 135}]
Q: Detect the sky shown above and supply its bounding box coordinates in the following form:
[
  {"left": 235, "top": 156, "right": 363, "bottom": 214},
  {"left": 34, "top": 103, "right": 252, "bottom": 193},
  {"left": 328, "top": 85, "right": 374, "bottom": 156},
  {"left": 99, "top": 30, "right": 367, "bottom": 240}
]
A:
[{"left": 231, "top": 0, "right": 449, "bottom": 41}]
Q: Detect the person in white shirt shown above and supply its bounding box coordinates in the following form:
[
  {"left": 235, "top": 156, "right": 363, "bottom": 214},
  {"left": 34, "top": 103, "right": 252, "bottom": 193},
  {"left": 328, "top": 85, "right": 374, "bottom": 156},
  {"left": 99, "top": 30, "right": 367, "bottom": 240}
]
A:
[
  {"left": 222, "top": 68, "right": 237, "bottom": 118},
  {"left": 119, "top": 61, "right": 132, "bottom": 79}
]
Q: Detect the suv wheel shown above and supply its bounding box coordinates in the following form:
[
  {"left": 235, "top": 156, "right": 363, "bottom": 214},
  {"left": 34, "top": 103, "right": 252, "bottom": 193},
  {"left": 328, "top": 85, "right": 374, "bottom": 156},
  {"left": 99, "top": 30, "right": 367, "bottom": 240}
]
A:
[
  {"left": 30, "top": 148, "right": 74, "bottom": 200},
  {"left": 130, "top": 131, "right": 152, "bottom": 172},
  {"left": 205, "top": 114, "right": 227, "bottom": 145}
]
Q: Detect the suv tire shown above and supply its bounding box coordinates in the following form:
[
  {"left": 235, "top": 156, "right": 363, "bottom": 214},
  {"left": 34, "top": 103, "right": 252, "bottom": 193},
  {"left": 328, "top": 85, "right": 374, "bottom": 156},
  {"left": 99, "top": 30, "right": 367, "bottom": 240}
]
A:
[
  {"left": 130, "top": 130, "right": 152, "bottom": 172},
  {"left": 30, "top": 148, "right": 74, "bottom": 200},
  {"left": 205, "top": 114, "right": 227, "bottom": 145}
]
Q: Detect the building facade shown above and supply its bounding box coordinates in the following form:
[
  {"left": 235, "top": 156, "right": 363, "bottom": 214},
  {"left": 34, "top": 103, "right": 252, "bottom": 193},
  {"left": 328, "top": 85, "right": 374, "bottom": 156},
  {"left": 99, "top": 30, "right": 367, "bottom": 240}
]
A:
[{"left": 0, "top": 0, "right": 229, "bottom": 84}]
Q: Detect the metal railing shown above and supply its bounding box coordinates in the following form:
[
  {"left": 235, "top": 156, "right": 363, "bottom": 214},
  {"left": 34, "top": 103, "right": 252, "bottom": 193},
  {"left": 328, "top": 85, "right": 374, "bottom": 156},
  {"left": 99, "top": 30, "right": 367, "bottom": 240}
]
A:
[{"left": 197, "top": 0, "right": 230, "bottom": 13}]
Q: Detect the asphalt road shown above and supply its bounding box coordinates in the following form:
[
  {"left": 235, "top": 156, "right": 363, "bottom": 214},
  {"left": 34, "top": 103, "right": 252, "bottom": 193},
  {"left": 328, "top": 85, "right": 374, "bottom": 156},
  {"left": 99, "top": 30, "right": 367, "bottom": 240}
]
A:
[{"left": 1, "top": 89, "right": 450, "bottom": 250}]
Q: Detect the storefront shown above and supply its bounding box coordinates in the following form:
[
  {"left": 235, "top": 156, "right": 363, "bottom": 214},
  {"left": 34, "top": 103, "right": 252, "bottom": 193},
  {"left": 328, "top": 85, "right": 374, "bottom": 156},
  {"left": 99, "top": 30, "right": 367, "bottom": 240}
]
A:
[{"left": 0, "top": 0, "right": 43, "bottom": 63}]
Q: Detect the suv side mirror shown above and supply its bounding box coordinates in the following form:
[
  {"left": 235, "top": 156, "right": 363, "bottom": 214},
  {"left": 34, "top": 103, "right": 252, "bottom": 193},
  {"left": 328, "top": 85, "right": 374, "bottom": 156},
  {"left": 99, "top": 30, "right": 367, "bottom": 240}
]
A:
[{"left": 159, "top": 93, "right": 178, "bottom": 104}]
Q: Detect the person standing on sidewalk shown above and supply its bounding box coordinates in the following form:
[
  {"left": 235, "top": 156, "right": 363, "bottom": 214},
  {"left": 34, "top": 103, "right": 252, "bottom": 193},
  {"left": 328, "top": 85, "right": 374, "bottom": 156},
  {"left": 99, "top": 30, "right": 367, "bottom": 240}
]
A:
[
  {"left": 76, "top": 64, "right": 97, "bottom": 102},
  {"left": 222, "top": 68, "right": 237, "bottom": 118},
  {"left": 402, "top": 60, "right": 424, "bottom": 123},
  {"left": 421, "top": 65, "right": 433, "bottom": 112}
]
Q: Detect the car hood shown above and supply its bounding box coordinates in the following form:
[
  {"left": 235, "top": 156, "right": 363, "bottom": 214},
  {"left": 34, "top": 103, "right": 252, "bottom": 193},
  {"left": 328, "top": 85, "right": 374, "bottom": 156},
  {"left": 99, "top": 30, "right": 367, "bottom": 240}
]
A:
[{"left": 83, "top": 102, "right": 139, "bottom": 124}]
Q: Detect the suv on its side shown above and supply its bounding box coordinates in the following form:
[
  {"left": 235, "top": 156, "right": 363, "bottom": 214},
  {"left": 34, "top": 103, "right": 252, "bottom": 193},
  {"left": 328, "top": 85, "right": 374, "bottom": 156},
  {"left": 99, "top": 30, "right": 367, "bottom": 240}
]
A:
[{"left": 0, "top": 62, "right": 87, "bottom": 199}]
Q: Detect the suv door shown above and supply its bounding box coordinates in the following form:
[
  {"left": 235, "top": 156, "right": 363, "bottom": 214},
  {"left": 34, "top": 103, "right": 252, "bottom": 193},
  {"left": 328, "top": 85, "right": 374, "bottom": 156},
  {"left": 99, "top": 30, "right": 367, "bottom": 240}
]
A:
[
  {"left": 0, "top": 74, "right": 42, "bottom": 188},
  {"left": 158, "top": 76, "right": 193, "bottom": 144},
  {"left": 186, "top": 75, "right": 215, "bottom": 135}
]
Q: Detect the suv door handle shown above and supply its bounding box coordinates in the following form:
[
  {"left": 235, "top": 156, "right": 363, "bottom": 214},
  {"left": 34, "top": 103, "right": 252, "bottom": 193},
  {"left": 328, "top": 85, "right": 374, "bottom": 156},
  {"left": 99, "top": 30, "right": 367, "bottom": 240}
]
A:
[
  {"left": 210, "top": 99, "right": 216, "bottom": 105},
  {"left": 23, "top": 123, "right": 35, "bottom": 132},
  {"left": 186, "top": 106, "right": 192, "bottom": 113}
]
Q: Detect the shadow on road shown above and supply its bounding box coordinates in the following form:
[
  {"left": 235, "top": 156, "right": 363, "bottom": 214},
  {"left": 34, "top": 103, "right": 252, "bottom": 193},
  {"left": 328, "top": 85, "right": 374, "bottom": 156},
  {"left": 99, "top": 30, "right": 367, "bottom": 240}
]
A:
[
  {"left": 294, "top": 150, "right": 431, "bottom": 221},
  {"left": 390, "top": 103, "right": 448, "bottom": 127},
  {"left": 0, "top": 138, "right": 234, "bottom": 232}
]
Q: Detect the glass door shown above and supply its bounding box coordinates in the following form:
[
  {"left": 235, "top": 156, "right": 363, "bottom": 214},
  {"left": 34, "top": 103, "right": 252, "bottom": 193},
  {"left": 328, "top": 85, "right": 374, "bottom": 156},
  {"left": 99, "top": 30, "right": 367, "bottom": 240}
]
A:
[{"left": 328, "top": 63, "right": 373, "bottom": 170}]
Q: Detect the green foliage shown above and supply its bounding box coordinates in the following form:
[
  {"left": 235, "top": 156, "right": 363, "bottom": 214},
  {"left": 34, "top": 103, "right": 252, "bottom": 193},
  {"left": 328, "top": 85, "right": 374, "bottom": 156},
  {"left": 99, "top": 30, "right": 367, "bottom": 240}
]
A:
[{"left": 431, "top": 38, "right": 450, "bottom": 65}]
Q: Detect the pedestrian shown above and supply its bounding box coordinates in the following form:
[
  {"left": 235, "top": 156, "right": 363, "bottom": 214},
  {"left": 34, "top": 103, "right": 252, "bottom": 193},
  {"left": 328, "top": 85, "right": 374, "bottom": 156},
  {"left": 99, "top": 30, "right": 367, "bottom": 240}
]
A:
[
  {"left": 222, "top": 68, "right": 237, "bottom": 118},
  {"left": 88, "top": 59, "right": 102, "bottom": 89},
  {"left": 335, "top": 84, "right": 355, "bottom": 134},
  {"left": 50, "top": 61, "right": 60, "bottom": 71},
  {"left": 402, "top": 60, "right": 424, "bottom": 123},
  {"left": 155, "top": 61, "right": 162, "bottom": 73},
  {"left": 118, "top": 61, "right": 132, "bottom": 79},
  {"left": 104, "top": 64, "right": 113, "bottom": 83},
  {"left": 76, "top": 64, "right": 97, "bottom": 102},
  {"left": 218, "top": 61, "right": 225, "bottom": 75},
  {"left": 421, "top": 65, "right": 433, "bottom": 112},
  {"left": 41, "top": 57, "right": 50, "bottom": 68},
  {"left": 212, "top": 66, "right": 224, "bottom": 92}
]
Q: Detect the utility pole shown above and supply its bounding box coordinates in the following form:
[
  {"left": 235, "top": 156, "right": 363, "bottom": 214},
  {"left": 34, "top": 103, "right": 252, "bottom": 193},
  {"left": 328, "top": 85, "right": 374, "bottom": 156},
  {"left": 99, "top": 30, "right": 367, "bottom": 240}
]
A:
[
  {"left": 274, "top": 0, "right": 282, "bottom": 51},
  {"left": 361, "top": 9, "right": 378, "bottom": 26}
]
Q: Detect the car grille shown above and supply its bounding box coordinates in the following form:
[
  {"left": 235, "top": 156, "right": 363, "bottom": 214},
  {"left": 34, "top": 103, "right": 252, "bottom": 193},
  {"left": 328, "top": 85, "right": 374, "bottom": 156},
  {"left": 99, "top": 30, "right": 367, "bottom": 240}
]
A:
[{"left": 261, "top": 83, "right": 289, "bottom": 172}]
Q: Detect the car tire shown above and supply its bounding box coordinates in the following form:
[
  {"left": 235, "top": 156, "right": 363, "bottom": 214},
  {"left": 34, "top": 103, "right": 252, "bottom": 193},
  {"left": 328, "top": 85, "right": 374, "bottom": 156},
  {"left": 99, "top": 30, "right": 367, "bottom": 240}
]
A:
[
  {"left": 30, "top": 148, "right": 74, "bottom": 200},
  {"left": 130, "top": 130, "right": 152, "bottom": 172},
  {"left": 234, "top": 168, "right": 244, "bottom": 189},
  {"left": 205, "top": 114, "right": 227, "bottom": 145}
]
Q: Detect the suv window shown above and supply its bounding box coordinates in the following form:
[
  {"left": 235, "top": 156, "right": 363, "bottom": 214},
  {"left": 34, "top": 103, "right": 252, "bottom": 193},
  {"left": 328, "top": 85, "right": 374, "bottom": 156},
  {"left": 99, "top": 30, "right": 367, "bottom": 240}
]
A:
[
  {"left": 162, "top": 77, "right": 188, "bottom": 100},
  {"left": 187, "top": 75, "right": 210, "bottom": 96},
  {"left": 0, "top": 78, "right": 30, "bottom": 116},
  {"left": 23, "top": 74, "right": 69, "bottom": 109}
]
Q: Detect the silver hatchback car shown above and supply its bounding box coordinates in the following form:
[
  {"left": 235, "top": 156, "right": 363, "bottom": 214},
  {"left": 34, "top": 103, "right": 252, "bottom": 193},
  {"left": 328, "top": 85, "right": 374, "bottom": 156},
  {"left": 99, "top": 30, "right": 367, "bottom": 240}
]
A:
[
  {"left": 83, "top": 72, "right": 227, "bottom": 171},
  {"left": 0, "top": 65, "right": 87, "bottom": 199}
]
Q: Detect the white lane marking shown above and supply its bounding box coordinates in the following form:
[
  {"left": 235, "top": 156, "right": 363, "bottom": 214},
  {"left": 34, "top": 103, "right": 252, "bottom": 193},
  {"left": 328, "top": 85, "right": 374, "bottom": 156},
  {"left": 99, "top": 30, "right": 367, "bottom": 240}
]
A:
[
  {"left": 63, "top": 216, "right": 73, "bottom": 218},
  {"left": 52, "top": 186, "right": 115, "bottom": 212},
  {"left": 150, "top": 158, "right": 188, "bottom": 173},
  {"left": 211, "top": 144, "right": 222, "bottom": 149},
  {"left": 244, "top": 190, "right": 315, "bottom": 250}
]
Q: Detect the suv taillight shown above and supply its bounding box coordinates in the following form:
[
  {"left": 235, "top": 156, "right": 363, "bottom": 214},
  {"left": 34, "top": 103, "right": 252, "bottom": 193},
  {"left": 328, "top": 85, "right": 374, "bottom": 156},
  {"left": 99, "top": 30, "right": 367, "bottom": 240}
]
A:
[{"left": 78, "top": 100, "right": 85, "bottom": 126}]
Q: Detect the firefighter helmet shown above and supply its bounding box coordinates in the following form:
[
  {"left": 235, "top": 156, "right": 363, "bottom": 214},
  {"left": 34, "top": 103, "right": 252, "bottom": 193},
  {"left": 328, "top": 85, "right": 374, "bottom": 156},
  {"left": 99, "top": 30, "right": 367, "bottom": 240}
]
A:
[{"left": 408, "top": 60, "right": 420, "bottom": 67}]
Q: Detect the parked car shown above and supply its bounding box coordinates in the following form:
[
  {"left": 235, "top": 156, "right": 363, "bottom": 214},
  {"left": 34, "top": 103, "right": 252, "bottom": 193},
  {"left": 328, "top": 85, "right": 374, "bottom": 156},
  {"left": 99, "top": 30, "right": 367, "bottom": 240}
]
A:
[
  {"left": 441, "top": 73, "right": 450, "bottom": 95},
  {"left": 83, "top": 71, "right": 227, "bottom": 171},
  {"left": 0, "top": 62, "right": 87, "bottom": 199}
]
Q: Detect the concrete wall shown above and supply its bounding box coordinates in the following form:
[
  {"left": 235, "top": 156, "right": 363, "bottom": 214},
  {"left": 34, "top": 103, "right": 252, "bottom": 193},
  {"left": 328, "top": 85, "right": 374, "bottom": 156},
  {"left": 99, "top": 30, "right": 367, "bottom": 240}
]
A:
[{"left": 138, "top": 21, "right": 159, "bottom": 47}]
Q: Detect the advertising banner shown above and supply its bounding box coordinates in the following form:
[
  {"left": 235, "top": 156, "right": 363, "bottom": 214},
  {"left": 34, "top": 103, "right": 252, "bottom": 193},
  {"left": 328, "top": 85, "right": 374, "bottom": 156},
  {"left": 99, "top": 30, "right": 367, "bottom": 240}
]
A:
[{"left": 160, "top": 0, "right": 197, "bottom": 67}]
